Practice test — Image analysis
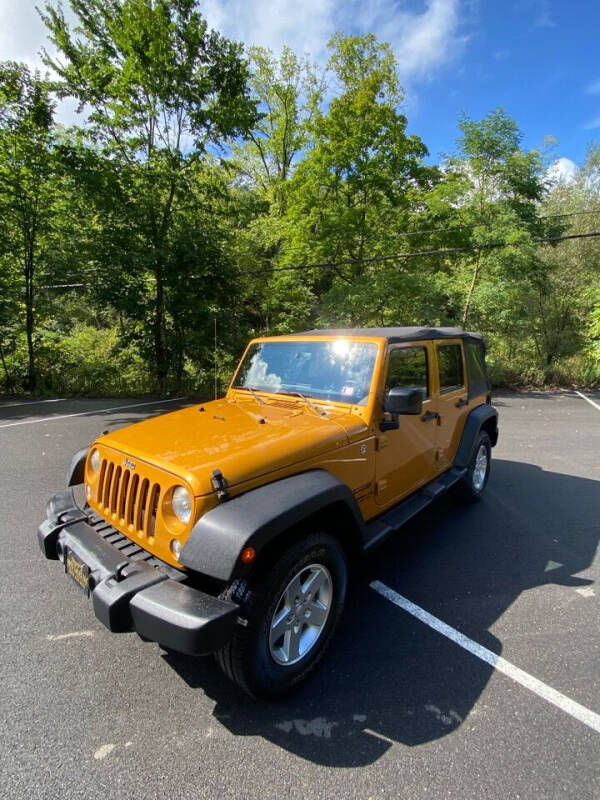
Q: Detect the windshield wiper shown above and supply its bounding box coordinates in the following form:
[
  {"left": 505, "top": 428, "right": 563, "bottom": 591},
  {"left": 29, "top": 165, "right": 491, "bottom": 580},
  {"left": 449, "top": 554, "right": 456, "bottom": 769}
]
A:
[
  {"left": 238, "top": 386, "right": 265, "bottom": 405},
  {"left": 277, "top": 390, "right": 326, "bottom": 416}
]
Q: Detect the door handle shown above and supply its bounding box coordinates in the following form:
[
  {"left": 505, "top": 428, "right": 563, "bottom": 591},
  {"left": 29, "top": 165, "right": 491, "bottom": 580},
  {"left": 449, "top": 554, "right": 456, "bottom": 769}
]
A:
[
  {"left": 421, "top": 411, "right": 440, "bottom": 423},
  {"left": 455, "top": 397, "right": 468, "bottom": 408}
]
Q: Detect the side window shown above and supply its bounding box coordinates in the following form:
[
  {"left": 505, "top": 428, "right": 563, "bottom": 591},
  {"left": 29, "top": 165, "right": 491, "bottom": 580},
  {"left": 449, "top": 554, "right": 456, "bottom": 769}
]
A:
[
  {"left": 465, "top": 341, "right": 488, "bottom": 397},
  {"left": 385, "top": 347, "right": 429, "bottom": 398},
  {"left": 437, "top": 344, "right": 464, "bottom": 392}
]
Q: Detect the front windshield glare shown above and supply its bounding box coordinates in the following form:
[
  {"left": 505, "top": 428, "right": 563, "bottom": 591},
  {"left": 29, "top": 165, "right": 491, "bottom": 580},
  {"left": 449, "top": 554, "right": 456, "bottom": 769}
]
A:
[{"left": 232, "top": 340, "right": 378, "bottom": 406}]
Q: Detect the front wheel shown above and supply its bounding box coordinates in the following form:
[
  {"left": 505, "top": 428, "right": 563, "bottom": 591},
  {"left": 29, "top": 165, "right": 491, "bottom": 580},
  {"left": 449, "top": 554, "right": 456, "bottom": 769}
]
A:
[
  {"left": 216, "top": 532, "right": 347, "bottom": 698},
  {"left": 455, "top": 431, "right": 491, "bottom": 503}
]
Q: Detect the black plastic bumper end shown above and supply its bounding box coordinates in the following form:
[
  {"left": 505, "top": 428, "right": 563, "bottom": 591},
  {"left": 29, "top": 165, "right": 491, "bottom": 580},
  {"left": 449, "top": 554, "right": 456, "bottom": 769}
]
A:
[
  {"left": 38, "top": 491, "right": 239, "bottom": 656},
  {"left": 130, "top": 581, "right": 238, "bottom": 655}
]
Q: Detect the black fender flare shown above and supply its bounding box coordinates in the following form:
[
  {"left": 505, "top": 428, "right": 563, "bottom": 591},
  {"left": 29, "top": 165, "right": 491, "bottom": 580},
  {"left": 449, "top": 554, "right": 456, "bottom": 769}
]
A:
[
  {"left": 179, "top": 470, "right": 367, "bottom": 582},
  {"left": 67, "top": 447, "right": 89, "bottom": 486},
  {"left": 454, "top": 404, "right": 499, "bottom": 469}
]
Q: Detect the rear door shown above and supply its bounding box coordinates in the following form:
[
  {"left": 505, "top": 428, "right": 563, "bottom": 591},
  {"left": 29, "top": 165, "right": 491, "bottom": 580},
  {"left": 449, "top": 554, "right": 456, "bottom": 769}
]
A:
[
  {"left": 432, "top": 339, "right": 470, "bottom": 471},
  {"left": 374, "top": 343, "right": 437, "bottom": 507}
]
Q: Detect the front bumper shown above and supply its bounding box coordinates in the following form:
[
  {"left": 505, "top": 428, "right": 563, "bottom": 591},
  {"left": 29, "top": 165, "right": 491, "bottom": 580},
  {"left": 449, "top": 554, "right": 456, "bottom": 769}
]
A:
[{"left": 38, "top": 490, "right": 238, "bottom": 655}]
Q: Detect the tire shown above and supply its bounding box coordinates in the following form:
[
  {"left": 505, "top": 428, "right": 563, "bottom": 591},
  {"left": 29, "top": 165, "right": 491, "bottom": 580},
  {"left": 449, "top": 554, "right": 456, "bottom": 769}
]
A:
[
  {"left": 215, "top": 532, "right": 347, "bottom": 698},
  {"left": 455, "top": 431, "right": 491, "bottom": 503}
]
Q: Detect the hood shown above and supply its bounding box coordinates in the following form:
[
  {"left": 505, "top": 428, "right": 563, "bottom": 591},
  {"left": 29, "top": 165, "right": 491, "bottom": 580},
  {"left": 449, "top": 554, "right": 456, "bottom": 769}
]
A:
[{"left": 98, "top": 396, "right": 364, "bottom": 496}]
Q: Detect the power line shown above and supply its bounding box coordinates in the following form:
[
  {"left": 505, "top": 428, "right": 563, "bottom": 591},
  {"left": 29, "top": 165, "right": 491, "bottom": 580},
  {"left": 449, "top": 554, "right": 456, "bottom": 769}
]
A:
[
  {"left": 40, "top": 206, "right": 600, "bottom": 282},
  {"left": 219, "top": 207, "right": 600, "bottom": 261},
  {"left": 39, "top": 282, "right": 86, "bottom": 289},
  {"left": 539, "top": 209, "right": 600, "bottom": 220},
  {"left": 38, "top": 230, "right": 600, "bottom": 289},
  {"left": 242, "top": 230, "right": 600, "bottom": 278}
]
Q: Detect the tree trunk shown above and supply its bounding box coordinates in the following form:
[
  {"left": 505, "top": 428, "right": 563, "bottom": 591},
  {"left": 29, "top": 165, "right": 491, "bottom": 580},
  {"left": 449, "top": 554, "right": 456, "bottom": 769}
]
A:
[
  {"left": 0, "top": 341, "right": 14, "bottom": 394},
  {"left": 24, "top": 255, "right": 36, "bottom": 393},
  {"left": 152, "top": 177, "right": 177, "bottom": 396},
  {"left": 153, "top": 265, "right": 167, "bottom": 395},
  {"left": 173, "top": 319, "right": 184, "bottom": 393},
  {"left": 461, "top": 249, "right": 482, "bottom": 329}
]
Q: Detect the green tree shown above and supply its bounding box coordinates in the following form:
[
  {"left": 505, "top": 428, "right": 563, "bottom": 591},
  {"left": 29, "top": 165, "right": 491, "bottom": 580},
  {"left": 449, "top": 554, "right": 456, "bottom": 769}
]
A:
[
  {"left": 232, "top": 46, "right": 323, "bottom": 203},
  {"left": 279, "top": 33, "right": 438, "bottom": 328},
  {"left": 42, "top": 0, "right": 256, "bottom": 391},
  {"left": 529, "top": 145, "right": 600, "bottom": 371},
  {"left": 224, "top": 46, "right": 324, "bottom": 335},
  {"left": 0, "top": 62, "right": 57, "bottom": 391},
  {"left": 441, "top": 109, "right": 551, "bottom": 329}
]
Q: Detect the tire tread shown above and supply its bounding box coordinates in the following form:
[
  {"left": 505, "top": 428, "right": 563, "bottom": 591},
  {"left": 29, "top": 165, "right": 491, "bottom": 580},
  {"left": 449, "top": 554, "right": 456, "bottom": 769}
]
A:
[{"left": 215, "top": 533, "right": 347, "bottom": 698}]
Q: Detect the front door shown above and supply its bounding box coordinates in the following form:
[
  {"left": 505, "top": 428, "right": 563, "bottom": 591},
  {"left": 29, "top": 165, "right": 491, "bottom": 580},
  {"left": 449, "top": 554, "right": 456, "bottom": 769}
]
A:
[{"left": 374, "top": 343, "right": 437, "bottom": 508}]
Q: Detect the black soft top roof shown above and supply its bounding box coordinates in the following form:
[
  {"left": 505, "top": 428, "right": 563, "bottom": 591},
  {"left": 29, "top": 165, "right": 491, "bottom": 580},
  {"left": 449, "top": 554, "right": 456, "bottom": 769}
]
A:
[{"left": 295, "top": 327, "right": 484, "bottom": 344}]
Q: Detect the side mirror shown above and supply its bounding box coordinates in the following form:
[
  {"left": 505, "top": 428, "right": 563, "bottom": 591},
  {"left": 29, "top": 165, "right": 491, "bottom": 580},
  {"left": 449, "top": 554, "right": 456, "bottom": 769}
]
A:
[{"left": 384, "top": 386, "right": 424, "bottom": 416}]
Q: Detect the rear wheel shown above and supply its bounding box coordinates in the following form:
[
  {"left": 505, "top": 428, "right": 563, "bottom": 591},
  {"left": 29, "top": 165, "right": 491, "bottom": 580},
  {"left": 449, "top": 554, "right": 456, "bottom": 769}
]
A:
[
  {"left": 455, "top": 431, "right": 491, "bottom": 503},
  {"left": 216, "top": 532, "right": 347, "bottom": 698}
]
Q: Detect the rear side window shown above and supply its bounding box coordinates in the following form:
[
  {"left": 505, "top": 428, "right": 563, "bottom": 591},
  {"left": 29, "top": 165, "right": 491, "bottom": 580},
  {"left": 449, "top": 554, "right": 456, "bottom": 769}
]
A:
[
  {"left": 437, "top": 344, "right": 464, "bottom": 393},
  {"left": 386, "top": 347, "right": 429, "bottom": 398},
  {"left": 465, "top": 341, "right": 489, "bottom": 397}
]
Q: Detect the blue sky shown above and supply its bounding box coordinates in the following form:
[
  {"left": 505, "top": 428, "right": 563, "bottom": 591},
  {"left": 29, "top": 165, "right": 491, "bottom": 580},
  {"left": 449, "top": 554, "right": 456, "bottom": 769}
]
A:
[
  {"left": 408, "top": 0, "right": 600, "bottom": 171},
  {"left": 1, "top": 1, "right": 598, "bottom": 177}
]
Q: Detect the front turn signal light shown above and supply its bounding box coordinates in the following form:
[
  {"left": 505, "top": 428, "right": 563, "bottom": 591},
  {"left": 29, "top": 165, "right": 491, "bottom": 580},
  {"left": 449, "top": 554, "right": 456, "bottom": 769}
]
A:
[
  {"left": 240, "top": 547, "right": 256, "bottom": 564},
  {"left": 170, "top": 539, "right": 182, "bottom": 560}
]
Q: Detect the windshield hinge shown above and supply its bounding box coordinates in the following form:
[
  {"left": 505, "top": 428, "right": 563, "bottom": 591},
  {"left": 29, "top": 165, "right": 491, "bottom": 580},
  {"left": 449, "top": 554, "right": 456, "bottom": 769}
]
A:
[{"left": 211, "top": 469, "right": 229, "bottom": 502}]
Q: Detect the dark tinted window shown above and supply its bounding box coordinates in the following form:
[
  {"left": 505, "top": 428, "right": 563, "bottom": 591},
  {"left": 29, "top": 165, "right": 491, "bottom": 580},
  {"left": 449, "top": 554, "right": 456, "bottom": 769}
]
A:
[
  {"left": 465, "top": 342, "right": 488, "bottom": 397},
  {"left": 386, "top": 347, "right": 429, "bottom": 398},
  {"left": 437, "top": 344, "right": 464, "bottom": 392}
]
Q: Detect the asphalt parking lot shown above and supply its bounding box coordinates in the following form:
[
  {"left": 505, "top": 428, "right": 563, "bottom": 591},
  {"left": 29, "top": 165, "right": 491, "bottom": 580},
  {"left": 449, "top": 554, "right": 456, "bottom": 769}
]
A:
[{"left": 0, "top": 391, "right": 598, "bottom": 799}]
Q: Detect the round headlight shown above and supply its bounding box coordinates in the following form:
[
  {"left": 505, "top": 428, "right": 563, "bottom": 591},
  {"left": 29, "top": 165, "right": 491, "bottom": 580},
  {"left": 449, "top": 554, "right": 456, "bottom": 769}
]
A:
[
  {"left": 90, "top": 448, "right": 100, "bottom": 473},
  {"left": 172, "top": 486, "right": 192, "bottom": 523}
]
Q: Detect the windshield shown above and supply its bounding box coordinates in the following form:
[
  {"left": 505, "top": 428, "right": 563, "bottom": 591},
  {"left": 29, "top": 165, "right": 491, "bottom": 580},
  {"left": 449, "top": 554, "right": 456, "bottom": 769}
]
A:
[{"left": 232, "top": 340, "right": 378, "bottom": 406}]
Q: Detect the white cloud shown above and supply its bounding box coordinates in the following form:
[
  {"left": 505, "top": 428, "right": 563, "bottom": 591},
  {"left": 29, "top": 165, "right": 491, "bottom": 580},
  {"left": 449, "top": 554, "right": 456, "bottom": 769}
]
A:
[
  {"left": 2, "top": 0, "right": 466, "bottom": 116},
  {"left": 583, "top": 115, "right": 600, "bottom": 131},
  {"left": 375, "top": 0, "right": 464, "bottom": 79},
  {"left": 204, "top": 0, "right": 464, "bottom": 81},
  {"left": 585, "top": 78, "right": 600, "bottom": 95},
  {"left": 0, "top": 1, "right": 80, "bottom": 68},
  {"left": 516, "top": 0, "right": 554, "bottom": 30},
  {"left": 531, "top": 0, "right": 554, "bottom": 28},
  {"left": 203, "top": 0, "right": 337, "bottom": 64},
  {"left": 0, "top": 1, "right": 49, "bottom": 70},
  {"left": 546, "top": 157, "right": 578, "bottom": 185},
  {"left": 0, "top": 1, "right": 81, "bottom": 125}
]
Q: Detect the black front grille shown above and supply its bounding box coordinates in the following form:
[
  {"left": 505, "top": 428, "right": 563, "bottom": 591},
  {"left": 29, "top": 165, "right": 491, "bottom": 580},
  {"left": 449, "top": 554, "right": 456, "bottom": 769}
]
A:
[{"left": 86, "top": 510, "right": 184, "bottom": 581}]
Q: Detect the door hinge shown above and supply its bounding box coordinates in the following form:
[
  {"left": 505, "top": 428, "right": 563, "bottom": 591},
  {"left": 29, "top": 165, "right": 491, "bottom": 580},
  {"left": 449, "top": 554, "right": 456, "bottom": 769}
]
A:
[
  {"left": 376, "top": 435, "right": 389, "bottom": 451},
  {"left": 375, "top": 479, "right": 388, "bottom": 495}
]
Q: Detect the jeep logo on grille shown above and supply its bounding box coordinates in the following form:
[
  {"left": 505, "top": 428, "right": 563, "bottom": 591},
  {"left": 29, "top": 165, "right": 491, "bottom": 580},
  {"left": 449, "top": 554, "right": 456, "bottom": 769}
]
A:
[{"left": 124, "top": 458, "right": 136, "bottom": 470}]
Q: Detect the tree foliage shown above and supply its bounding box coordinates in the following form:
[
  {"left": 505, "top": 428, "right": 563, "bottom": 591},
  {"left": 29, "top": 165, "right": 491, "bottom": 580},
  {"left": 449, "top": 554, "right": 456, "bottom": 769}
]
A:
[
  {"left": 0, "top": 3, "right": 597, "bottom": 396},
  {"left": 0, "top": 63, "right": 58, "bottom": 391},
  {"left": 41, "top": 0, "right": 257, "bottom": 392}
]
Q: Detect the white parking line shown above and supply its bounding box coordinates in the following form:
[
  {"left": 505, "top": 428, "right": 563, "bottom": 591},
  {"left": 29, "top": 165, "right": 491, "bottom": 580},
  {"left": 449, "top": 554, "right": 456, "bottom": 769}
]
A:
[
  {"left": 575, "top": 390, "right": 600, "bottom": 411},
  {"left": 0, "top": 398, "right": 66, "bottom": 409},
  {"left": 0, "top": 397, "right": 186, "bottom": 429},
  {"left": 370, "top": 580, "right": 600, "bottom": 735}
]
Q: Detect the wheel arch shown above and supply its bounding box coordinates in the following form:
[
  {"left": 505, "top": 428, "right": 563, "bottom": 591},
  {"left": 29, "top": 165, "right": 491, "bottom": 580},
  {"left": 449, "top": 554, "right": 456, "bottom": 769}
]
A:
[
  {"left": 454, "top": 404, "right": 499, "bottom": 469},
  {"left": 67, "top": 447, "right": 88, "bottom": 486},
  {"left": 180, "top": 470, "right": 367, "bottom": 583}
]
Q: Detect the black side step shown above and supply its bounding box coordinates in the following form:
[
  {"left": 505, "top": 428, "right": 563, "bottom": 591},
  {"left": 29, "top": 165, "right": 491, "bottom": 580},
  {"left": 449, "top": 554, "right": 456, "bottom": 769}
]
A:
[{"left": 363, "top": 467, "right": 466, "bottom": 550}]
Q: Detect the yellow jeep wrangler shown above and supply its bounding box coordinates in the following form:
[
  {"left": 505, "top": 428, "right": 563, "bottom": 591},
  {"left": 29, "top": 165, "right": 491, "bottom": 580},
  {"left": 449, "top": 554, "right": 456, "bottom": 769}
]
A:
[{"left": 39, "top": 327, "right": 498, "bottom": 697}]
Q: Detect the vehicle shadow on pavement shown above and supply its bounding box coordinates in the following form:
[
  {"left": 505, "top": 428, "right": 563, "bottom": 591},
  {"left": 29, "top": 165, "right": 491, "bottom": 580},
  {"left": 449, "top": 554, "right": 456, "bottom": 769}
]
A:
[{"left": 164, "top": 458, "right": 598, "bottom": 766}]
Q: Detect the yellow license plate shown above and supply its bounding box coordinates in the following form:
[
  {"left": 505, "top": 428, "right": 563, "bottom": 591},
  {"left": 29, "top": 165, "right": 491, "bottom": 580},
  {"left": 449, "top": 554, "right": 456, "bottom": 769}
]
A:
[{"left": 65, "top": 550, "right": 90, "bottom": 595}]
